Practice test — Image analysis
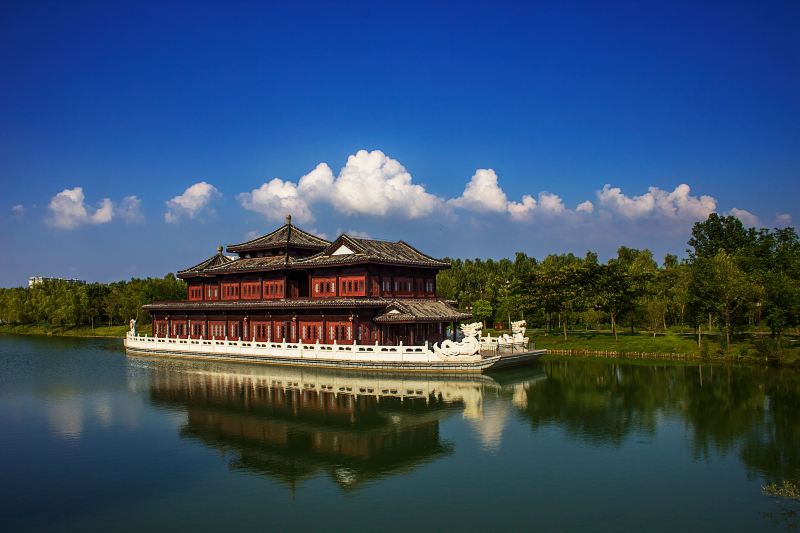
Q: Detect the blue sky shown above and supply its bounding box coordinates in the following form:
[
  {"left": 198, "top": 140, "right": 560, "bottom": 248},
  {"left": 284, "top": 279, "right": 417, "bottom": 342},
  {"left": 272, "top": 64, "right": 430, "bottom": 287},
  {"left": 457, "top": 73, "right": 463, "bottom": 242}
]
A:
[{"left": 1, "top": 0, "right": 798, "bottom": 286}]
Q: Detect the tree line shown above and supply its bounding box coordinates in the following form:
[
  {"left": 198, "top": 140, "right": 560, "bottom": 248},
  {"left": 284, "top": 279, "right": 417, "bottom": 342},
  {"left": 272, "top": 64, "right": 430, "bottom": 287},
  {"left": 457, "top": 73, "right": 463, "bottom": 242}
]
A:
[
  {"left": 0, "top": 275, "right": 186, "bottom": 328},
  {"left": 0, "top": 214, "right": 797, "bottom": 345},
  {"left": 437, "top": 214, "right": 800, "bottom": 346}
]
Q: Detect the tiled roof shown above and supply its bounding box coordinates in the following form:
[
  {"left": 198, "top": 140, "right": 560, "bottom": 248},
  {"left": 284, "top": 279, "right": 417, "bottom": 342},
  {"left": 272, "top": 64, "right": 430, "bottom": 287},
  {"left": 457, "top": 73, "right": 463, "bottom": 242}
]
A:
[
  {"left": 227, "top": 216, "right": 330, "bottom": 253},
  {"left": 179, "top": 224, "right": 449, "bottom": 279},
  {"left": 204, "top": 255, "right": 288, "bottom": 274},
  {"left": 294, "top": 235, "right": 449, "bottom": 269},
  {"left": 177, "top": 247, "right": 235, "bottom": 277},
  {"left": 144, "top": 298, "right": 390, "bottom": 311},
  {"left": 372, "top": 299, "right": 471, "bottom": 323},
  {"left": 144, "top": 297, "right": 471, "bottom": 323}
]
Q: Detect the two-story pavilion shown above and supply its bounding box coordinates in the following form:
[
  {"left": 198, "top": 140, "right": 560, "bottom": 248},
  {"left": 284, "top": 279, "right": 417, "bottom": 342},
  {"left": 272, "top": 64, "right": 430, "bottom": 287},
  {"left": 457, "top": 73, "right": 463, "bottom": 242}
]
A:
[{"left": 145, "top": 215, "right": 470, "bottom": 346}]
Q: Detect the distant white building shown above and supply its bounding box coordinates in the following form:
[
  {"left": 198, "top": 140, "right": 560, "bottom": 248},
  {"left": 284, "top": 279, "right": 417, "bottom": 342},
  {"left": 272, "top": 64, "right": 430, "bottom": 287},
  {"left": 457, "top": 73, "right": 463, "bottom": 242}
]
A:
[{"left": 28, "top": 276, "right": 85, "bottom": 288}]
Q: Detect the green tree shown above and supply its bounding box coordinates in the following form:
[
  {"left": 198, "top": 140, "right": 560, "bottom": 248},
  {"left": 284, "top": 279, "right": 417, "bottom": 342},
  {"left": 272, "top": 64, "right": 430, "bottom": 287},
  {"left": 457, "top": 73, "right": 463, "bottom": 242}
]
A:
[
  {"left": 710, "top": 250, "right": 760, "bottom": 347},
  {"left": 472, "top": 299, "right": 493, "bottom": 329},
  {"left": 688, "top": 213, "right": 756, "bottom": 260}
]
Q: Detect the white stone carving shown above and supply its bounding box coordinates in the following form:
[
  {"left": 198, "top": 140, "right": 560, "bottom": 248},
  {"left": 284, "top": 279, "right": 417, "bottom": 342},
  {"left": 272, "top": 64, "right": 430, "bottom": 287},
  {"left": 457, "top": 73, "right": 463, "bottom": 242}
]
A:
[
  {"left": 433, "top": 322, "right": 483, "bottom": 357},
  {"left": 497, "top": 320, "right": 527, "bottom": 347},
  {"left": 459, "top": 321, "right": 483, "bottom": 338},
  {"left": 433, "top": 335, "right": 480, "bottom": 358}
]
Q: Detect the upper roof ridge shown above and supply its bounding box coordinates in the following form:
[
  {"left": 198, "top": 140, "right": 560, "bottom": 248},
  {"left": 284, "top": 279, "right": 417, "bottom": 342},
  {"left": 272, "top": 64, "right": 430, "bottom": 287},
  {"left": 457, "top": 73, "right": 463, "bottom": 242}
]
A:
[{"left": 226, "top": 217, "right": 330, "bottom": 253}]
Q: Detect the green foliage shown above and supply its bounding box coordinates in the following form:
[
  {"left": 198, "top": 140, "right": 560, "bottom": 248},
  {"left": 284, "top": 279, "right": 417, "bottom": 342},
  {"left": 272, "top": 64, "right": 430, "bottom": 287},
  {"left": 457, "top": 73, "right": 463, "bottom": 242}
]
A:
[
  {"left": 471, "top": 299, "right": 493, "bottom": 326},
  {"left": 0, "top": 275, "right": 186, "bottom": 328},
  {"left": 437, "top": 215, "right": 799, "bottom": 357}
]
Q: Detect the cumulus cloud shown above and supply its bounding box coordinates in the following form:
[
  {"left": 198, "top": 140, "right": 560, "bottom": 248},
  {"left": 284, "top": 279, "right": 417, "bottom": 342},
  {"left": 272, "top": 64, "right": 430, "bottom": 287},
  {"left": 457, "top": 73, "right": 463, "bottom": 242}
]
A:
[
  {"left": 328, "top": 150, "right": 444, "bottom": 218},
  {"left": 774, "top": 213, "right": 792, "bottom": 228},
  {"left": 236, "top": 149, "right": 779, "bottom": 237},
  {"left": 11, "top": 204, "right": 25, "bottom": 217},
  {"left": 165, "top": 182, "right": 219, "bottom": 223},
  {"left": 238, "top": 178, "right": 314, "bottom": 223},
  {"left": 240, "top": 150, "right": 444, "bottom": 223},
  {"left": 47, "top": 187, "right": 114, "bottom": 229},
  {"left": 448, "top": 169, "right": 508, "bottom": 213},
  {"left": 118, "top": 196, "right": 144, "bottom": 223},
  {"left": 297, "top": 162, "right": 335, "bottom": 202},
  {"left": 339, "top": 228, "right": 371, "bottom": 239},
  {"left": 507, "top": 194, "right": 537, "bottom": 221},
  {"left": 597, "top": 183, "right": 716, "bottom": 221},
  {"left": 505, "top": 192, "right": 568, "bottom": 221},
  {"left": 728, "top": 208, "right": 760, "bottom": 227},
  {"left": 538, "top": 192, "right": 566, "bottom": 215},
  {"left": 449, "top": 169, "right": 569, "bottom": 222}
]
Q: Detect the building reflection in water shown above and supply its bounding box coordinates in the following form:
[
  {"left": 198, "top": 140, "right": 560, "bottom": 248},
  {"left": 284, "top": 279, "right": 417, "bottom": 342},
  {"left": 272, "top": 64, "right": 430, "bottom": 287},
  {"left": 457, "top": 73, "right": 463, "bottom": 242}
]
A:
[{"left": 134, "top": 357, "right": 545, "bottom": 490}]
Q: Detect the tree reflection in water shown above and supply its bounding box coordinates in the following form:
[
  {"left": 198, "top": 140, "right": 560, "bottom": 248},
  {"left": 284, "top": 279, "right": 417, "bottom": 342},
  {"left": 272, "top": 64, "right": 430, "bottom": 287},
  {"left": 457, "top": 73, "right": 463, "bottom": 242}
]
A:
[
  {"left": 139, "top": 356, "right": 799, "bottom": 499},
  {"left": 525, "top": 360, "right": 800, "bottom": 484}
]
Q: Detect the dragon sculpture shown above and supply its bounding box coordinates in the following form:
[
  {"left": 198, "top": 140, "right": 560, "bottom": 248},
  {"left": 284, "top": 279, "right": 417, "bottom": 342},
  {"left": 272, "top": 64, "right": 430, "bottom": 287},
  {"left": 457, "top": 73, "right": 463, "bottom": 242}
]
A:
[
  {"left": 432, "top": 322, "right": 483, "bottom": 358},
  {"left": 496, "top": 320, "right": 527, "bottom": 347}
]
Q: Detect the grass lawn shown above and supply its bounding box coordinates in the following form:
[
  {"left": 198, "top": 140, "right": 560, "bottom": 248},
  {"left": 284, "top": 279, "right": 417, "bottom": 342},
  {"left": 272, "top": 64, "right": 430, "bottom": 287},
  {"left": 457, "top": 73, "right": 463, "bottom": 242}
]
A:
[
  {"left": 531, "top": 330, "right": 701, "bottom": 354},
  {"left": 0, "top": 323, "right": 152, "bottom": 338},
  {"left": 488, "top": 327, "right": 800, "bottom": 367}
]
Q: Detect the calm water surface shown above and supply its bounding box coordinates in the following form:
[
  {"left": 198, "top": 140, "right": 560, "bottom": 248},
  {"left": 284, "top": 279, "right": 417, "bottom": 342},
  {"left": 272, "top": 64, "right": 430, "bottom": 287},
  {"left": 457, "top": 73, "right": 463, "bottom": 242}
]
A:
[{"left": 1, "top": 334, "right": 799, "bottom": 532}]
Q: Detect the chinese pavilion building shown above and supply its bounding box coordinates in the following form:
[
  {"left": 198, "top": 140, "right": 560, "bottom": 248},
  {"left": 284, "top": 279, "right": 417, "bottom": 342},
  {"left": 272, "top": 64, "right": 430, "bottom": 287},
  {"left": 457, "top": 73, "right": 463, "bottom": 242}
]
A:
[{"left": 145, "top": 215, "right": 471, "bottom": 346}]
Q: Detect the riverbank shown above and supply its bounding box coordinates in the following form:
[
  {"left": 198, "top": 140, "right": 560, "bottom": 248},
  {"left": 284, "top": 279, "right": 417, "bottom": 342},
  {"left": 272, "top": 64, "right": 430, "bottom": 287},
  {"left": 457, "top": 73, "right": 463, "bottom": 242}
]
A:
[
  {"left": 530, "top": 330, "right": 800, "bottom": 368},
  {"left": 2, "top": 324, "right": 797, "bottom": 368},
  {"left": 0, "top": 324, "right": 152, "bottom": 338}
]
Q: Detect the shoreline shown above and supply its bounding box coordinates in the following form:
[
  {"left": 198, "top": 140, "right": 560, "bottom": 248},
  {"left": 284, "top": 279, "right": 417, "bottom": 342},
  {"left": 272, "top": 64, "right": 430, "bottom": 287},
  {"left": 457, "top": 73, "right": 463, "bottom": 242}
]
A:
[
  {"left": 0, "top": 324, "right": 149, "bottom": 339},
  {"left": 2, "top": 326, "right": 796, "bottom": 369},
  {"left": 543, "top": 348, "right": 701, "bottom": 361}
]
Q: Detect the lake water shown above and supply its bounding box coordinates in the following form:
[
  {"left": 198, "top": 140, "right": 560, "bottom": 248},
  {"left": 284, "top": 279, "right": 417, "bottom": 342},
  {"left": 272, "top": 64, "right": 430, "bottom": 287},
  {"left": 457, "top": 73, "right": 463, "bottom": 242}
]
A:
[{"left": 1, "top": 334, "right": 798, "bottom": 532}]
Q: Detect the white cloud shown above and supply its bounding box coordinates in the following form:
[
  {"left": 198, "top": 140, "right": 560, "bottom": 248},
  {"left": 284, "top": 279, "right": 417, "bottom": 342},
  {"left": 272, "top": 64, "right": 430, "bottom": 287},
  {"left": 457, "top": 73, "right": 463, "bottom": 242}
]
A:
[
  {"left": 92, "top": 198, "right": 113, "bottom": 224},
  {"left": 447, "top": 168, "right": 570, "bottom": 224},
  {"left": 448, "top": 169, "right": 508, "bottom": 213},
  {"left": 597, "top": 183, "right": 716, "bottom": 221},
  {"left": 11, "top": 204, "right": 25, "bottom": 217},
  {"left": 728, "top": 208, "right": 760, "bottom": 227},
  {"left": 118, "top": 196, "right": 143, "bottom": 223},
  {"left": 506, "top": 192, "right": 568, "bottom": 221},
  {"left": 297, "top": 162, "right": 335, "bottom": 202},
  {"left": 47, "top": 187, "right": 114, "bottom": 229},
  {"left": 774, "top": 213, "right": 793, "bottom": 228},
  {"left": 330, "top": 150, "right": 444, "bottom": 218},
  {"left": 165, "top": 182, "right": 219, "bottom": 223},
  {"left": 597, "top": 185, "right": 656, "bottom": 218},
  {"left": 236, "top": 150, "right": 775, "bottom": 239},
  {"left": 538, "top": 192, "right": 566, "bottom": 215},
  {"left": 450, "top": 170, "right": 569, "bottom": 222},
  {"left": 662, "top": 184, "right": 717, "bottom": 219},
  {"left": 240, "top": 150, "right": 444, "bottom": 223},
  {"left": 238, "top": 178, "right": 314, "bottom": 224},
  {"left": 507, "top": 194, "right": 537, "bottom": 221},
  {"left": 338, "top": 228, "right": 371, "bottom": 239}
]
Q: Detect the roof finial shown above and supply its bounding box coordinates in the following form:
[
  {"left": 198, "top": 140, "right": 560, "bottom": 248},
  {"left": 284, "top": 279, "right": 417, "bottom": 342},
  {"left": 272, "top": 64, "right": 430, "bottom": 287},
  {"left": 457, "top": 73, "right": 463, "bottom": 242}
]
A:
[
  {"left": 217, "top": 245, "right": 223, "bottom": 254},
  {"left": 285, "top": 214, "right": 292, "bottom": 225}
]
